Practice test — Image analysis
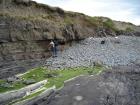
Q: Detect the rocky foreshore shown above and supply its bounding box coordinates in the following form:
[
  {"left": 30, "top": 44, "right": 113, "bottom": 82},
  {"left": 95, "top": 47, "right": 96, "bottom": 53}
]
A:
[{"left": 45, "top": 35, "right": 140, "bottom": 69}]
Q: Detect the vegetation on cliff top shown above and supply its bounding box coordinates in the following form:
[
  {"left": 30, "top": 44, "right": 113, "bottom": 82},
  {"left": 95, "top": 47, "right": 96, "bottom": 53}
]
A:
[
  {"left": 0, "top": 0, "right": 119, "bottom": 32},
  {"left": 0, "top": 0, "right": 138, "bottom": 43}
]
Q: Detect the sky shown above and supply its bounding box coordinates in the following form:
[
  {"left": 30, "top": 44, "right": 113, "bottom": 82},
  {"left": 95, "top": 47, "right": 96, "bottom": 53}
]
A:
[{"left": 33, "top": 0, "right": 140, "bottom": 25}]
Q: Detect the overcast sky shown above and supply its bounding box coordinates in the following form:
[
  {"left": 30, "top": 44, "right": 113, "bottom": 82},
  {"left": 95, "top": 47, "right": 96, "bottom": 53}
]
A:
[{"left": 33, "top": 0, "right": 140, "bottom": 25}]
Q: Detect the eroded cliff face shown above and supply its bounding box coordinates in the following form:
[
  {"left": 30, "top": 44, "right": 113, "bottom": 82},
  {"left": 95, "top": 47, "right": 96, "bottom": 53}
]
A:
[
  {"left": 0, "top": 0, "right": 97, "bottom": 78},
  {"left": 0, "top": 0, "right": 140, "bottom": 78}
]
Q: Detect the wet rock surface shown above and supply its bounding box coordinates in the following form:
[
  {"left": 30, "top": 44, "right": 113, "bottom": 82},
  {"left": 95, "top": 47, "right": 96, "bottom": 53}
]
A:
[
  {"left": 0, "top": 59, "right": 46, "bottom": 79},
  {"left": 39, "top": 65, "right": 140, "bottom": 105}
]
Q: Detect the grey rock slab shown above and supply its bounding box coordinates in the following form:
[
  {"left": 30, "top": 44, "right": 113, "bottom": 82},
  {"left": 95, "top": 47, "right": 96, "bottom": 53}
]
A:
[
  {"left": 15, "top": 87, "right": 56, "bottom": 105},
  {"left": 40, "top": 65, "right": 140, "bottom": 105},
  {"left": 0, "top": 80, "right": 47, "bottom": 105},
  {"left": 23, "top": 79, "right": 36, "bottom": 85}
]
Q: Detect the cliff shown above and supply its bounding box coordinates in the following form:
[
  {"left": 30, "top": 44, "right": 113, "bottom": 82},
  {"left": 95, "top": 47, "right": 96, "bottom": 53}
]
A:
[{"left": 0, "top": 0, "right": 140, "bottom": 78}]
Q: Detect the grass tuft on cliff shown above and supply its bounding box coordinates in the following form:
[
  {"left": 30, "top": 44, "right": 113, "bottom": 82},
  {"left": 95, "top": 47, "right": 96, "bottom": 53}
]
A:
[
  {"left": 103, "top": 19, "right": 116, "bottom": 30},
  {"left": 125, "top": 27, "right": 134, "bottom": 32}
]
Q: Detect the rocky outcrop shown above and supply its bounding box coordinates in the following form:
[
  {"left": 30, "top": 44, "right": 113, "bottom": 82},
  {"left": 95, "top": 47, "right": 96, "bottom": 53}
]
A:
[{"left": 40, "top": 65, "right": 140, "bottom": 105}]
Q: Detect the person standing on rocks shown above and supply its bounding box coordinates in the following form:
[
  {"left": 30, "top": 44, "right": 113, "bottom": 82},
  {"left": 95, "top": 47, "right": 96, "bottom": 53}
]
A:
[
  {"left": 49, "top": 40, "right": 56, "bottom": 57},
  {"left": 53, "top": 39, "right": 59, "bottom": 57}
]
